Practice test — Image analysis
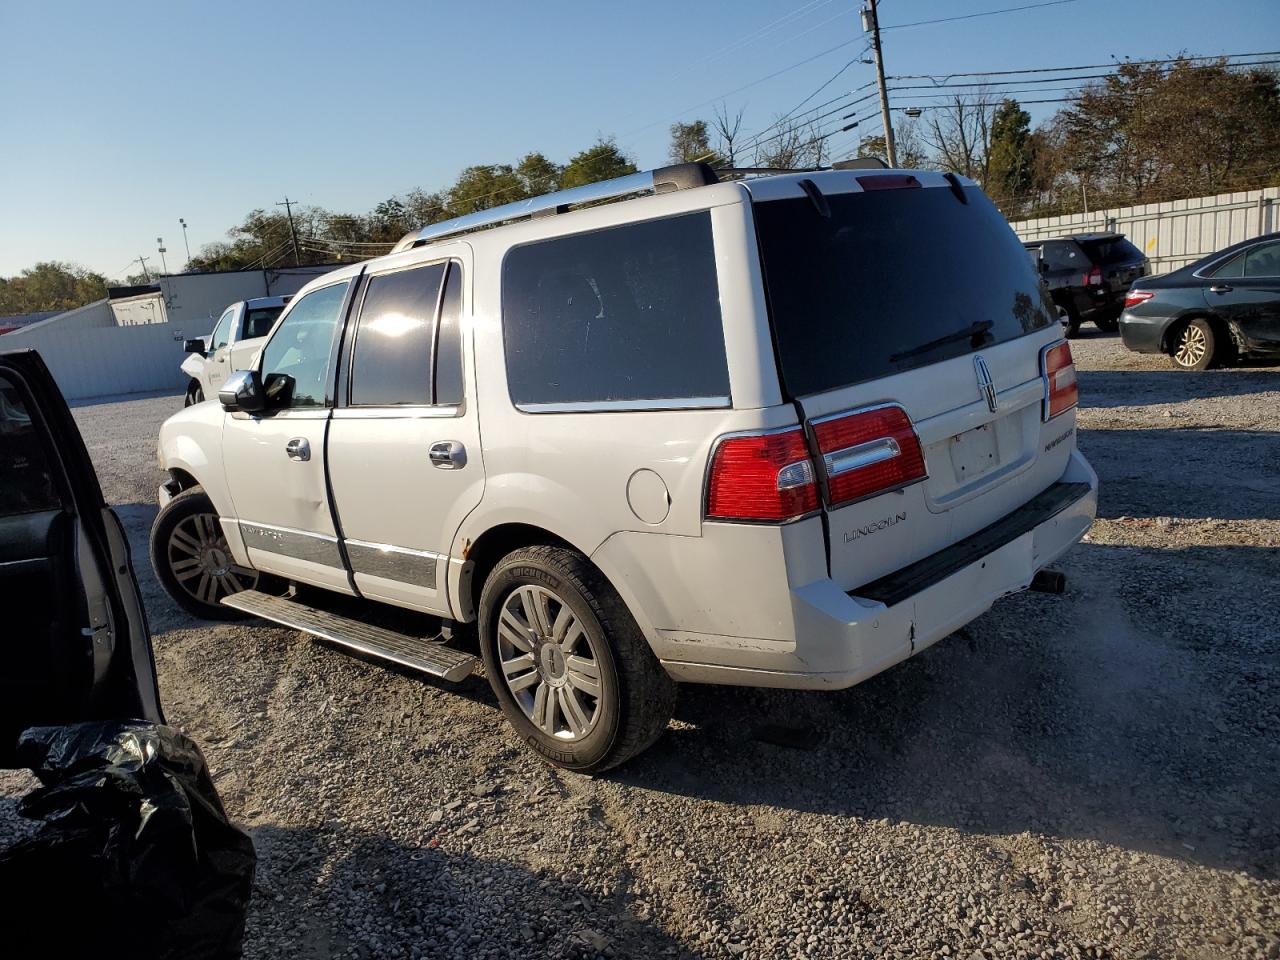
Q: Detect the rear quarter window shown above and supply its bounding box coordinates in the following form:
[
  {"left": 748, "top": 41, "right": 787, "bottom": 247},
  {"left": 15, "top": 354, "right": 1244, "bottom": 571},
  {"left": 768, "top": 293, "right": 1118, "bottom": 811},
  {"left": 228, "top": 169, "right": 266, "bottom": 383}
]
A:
[{"left": 501, "top": 212, "right": 730, "bottom": 409}]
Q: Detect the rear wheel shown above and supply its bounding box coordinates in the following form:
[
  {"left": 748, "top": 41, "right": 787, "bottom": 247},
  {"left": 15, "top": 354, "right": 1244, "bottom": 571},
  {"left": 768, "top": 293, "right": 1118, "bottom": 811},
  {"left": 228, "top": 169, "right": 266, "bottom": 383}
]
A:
[
  {"left": 478, "top": 545, "right": 675, "bottom": 773},
  {"left": 151, "top": 488, "right": 259, "bottom": 619},
  {"left": 1170, "top": 317, "right": 1216, "bottom": 371},
  {"left": 1095, "top": 314, "right": 1120, "bottom": 333},
  {"left": 184, "top": 380, "right": 204, "bottom": 406}
]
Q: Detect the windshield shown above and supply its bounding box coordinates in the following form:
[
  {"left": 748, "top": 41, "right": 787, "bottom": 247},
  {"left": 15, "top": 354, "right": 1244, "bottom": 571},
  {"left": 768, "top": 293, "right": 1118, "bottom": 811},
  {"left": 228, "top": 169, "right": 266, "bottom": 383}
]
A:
[{"left": 753, "top": 184, "right": 1054, "bottom": 397}]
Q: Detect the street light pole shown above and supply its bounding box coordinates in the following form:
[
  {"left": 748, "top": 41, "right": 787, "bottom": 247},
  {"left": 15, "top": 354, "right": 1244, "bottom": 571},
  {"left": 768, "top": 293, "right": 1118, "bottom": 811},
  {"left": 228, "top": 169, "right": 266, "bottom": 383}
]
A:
[
  {"left": 178, "top": 218, "right": 192, "bottom": 264},
  {"left": 156, "top": 238, "right": 168, "bottom": 275}
]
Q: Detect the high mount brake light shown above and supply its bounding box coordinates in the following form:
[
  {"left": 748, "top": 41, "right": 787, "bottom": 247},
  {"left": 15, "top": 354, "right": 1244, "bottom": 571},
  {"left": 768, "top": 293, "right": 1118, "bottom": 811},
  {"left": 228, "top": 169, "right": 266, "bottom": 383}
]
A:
[
  {"left": 705, "top": 428, "right": 818, "bottom": 522},
  {"left": 1041, "top": 340, "right": 1078, "bottom": 421},
  {"left": 810, "top": 405, "right": 927, "bottom": 507},
  {"left": 856, "top": 174, "right": 922, "bottom": 191},
  {"left": 1124, "top": 290, "right": 1154, "bottom": 308}
]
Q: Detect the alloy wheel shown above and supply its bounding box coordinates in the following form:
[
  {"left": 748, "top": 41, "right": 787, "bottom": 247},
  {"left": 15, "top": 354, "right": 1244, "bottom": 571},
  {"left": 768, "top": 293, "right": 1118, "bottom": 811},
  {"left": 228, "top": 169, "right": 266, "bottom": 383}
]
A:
[
  {"left": 496, "top": 584, "right": 602, "bottom": 741},
  {"left": 166, "top": 512, "right": 257, "bottom": 606},
  {"left": 1175, "top": 324, "right": 1207, "bottom": 367}
]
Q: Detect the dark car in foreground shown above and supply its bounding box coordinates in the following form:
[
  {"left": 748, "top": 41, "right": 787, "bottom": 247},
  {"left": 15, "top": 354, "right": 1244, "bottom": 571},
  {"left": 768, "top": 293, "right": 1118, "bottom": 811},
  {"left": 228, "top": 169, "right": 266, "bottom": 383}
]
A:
[
  {"left": 1120, "top": 232, "right": 1280, "bottom": 370},
  {"left": 1024, "top": 233, "right": 1149, "bottom": 337}
]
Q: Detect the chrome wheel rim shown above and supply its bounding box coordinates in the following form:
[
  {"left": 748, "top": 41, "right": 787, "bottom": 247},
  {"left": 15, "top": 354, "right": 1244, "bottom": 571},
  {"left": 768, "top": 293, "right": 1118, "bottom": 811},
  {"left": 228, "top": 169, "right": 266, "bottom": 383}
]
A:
[
  {"left": 496, "top": 585, "right": 602, "bottom": 741},
  {"left": 167, "top": 512, "right": 257, "bottom": 606},
  {"left": 1175, "top": 325, "right": 1207, "bottom": 367}
]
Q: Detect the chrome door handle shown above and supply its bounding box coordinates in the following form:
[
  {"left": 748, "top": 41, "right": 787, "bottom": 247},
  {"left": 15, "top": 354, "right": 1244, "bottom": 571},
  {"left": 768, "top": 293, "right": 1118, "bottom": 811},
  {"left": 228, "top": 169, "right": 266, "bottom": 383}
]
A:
[
  {"left": 1209, "top": 284, "right": 1233, "bottom": 293},
  {"left": 285, "top": 437, "right": 310, "bottom": 462},
  {"left": 429, "top": 440, "right": 466, "bottom": 469}
]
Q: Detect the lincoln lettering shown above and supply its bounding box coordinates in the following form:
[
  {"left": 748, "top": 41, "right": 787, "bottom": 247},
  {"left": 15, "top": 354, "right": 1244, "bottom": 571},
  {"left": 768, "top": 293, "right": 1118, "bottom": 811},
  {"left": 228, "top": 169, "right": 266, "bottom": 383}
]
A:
[{"left": 844, "top": 511, "right": 908, "bottom": 543}]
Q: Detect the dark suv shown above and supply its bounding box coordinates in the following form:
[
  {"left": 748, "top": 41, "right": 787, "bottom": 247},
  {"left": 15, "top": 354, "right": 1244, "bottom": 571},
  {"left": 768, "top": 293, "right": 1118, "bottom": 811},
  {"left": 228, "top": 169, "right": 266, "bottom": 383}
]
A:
[{"left": 1024, "top": 233, "right": 1149, "bottom": 336}]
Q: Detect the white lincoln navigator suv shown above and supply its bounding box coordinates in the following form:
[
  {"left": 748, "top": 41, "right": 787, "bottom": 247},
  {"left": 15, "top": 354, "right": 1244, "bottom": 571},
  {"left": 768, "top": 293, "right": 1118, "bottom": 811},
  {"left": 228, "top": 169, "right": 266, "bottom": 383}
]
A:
[{"left": 152, "top": 163, "right": 1096, "bottom": 771}]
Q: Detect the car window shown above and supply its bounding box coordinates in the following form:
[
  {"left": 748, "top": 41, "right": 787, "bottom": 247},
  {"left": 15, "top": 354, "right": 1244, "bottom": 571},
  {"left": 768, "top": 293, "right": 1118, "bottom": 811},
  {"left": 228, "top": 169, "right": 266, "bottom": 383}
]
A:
[
  {"left": 0, "top": 374, "right": 61, "bottom": 515},
  {"left": 243, "top": 306, "right": 284, "bottom": 339},
  {"left": 1079, "top": 237, "right": 1143, "bottom": 265},
  {"left": 1043, "top": 241, "right": 1083, "bottom": 272},
  {"left": 259, "top": 282, "right": 350, "bottom": 409},
  {"left": 1207, "top": 253, "right": 1245, "bottom": 279},
  {"left": 502, "top": 212, "right": 729, "bottom": 409},
  {"left": 349, "top": 262, "right": 446, "bottom": 406},
  {"left": 435, "top": 263, "right": 464, "bottom": 406},
  {"left": 210, "top": 308, "right": 235, "bottom": 351},
  {"left": 1244, "top": 241, "right": 1280, "bottom": 278}
]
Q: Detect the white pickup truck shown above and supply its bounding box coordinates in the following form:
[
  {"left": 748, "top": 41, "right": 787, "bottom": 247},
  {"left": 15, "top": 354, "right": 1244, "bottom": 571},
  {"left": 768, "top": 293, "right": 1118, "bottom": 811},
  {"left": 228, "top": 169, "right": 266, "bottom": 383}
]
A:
[{"left": 180, "top": 297, "right": 288, "bottom": 405}]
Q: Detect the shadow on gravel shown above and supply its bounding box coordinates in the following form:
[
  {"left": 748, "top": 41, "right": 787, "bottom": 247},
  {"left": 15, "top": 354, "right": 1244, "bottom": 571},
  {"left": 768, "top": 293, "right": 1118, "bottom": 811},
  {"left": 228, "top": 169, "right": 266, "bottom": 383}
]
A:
[
  {"left": 612, "top": 547, "right": 1279, "bottom": 879},
  {"left": 1079, "top": 368, "right": 1279, "bottom": 408},
  {"left": 1078, "top": 428, "right": 1280, "bottom": 519},
  {"left": 244, "top": 824, "right": 703, "bottom": 959}
]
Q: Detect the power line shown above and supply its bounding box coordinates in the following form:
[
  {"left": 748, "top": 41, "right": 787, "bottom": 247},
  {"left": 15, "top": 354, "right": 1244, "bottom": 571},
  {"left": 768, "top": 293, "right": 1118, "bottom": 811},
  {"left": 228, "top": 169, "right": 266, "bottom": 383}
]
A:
[
  {"left": 881, "top": 0, "right": 1080, "bottom": 31},
  {"left": 888, "top": 49, "right": 1280, "bottom": 81}
]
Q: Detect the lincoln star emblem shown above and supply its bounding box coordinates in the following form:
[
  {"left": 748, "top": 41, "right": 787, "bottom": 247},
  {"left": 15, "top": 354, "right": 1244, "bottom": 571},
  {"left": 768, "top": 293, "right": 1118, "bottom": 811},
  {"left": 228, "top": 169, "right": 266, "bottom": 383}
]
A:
[{"left": 974, "top": 355, "right": 998, "bottom": 412}]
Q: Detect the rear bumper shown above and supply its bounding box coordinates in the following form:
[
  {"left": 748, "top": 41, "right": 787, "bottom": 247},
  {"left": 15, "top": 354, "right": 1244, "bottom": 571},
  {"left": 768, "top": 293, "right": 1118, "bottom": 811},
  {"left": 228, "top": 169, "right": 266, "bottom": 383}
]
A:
[
  {"left": 1118, "top": 313, "right": 1169, "bottom": 353},
  {"left": 661, "top": 450, "right": 1097, "bottom": 689}
]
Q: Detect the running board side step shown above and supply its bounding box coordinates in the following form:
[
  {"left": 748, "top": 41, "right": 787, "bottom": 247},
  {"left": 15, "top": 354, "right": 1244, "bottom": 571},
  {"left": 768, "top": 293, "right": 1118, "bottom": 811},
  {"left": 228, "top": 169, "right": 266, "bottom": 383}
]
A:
[{"left": 222, "top": 590, "right": 476, "bottom": 682}]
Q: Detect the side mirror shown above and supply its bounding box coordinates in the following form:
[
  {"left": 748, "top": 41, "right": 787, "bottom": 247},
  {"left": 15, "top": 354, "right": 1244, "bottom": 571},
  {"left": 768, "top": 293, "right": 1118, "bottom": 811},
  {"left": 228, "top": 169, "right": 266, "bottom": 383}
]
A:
[
  {"left": 219, "top": 370, "right": 266, "bottom": 413},
  {"left": 183, "top": 339, "right": 207, "bottom": 356}
]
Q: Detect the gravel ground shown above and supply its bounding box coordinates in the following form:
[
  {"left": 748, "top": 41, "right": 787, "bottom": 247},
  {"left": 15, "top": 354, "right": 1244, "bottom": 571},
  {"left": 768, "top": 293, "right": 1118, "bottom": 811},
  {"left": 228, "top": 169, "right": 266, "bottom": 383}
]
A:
[{"left": 3, "top": 332, "right": 1278, "bottom": 960}]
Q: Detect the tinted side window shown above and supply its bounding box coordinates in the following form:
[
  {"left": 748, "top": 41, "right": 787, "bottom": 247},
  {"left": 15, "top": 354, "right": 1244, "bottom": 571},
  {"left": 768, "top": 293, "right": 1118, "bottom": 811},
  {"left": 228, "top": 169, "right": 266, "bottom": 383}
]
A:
[
  {"left": 1208, "top": 253, "right": 1245, "bottom": 279},
  {"left": 1244, "top": 241, "right": 1280, "bottom": 278},
  {"left": 0, "top": 374, "right": 61, "bottom": 515},
  {"left": 434, "top": 263, "right": 464, "bottom": 406},
  {"left": 260, "top": 281, "right": 350, "bottom": 408},
  {"left": 502, "top": 212, "right": 729, "bottom": 408},
  {"left": 350, "top": 262, "right": 446, "bottom": 406},
  {"left": 1044, "top": 241, "right": 1083, "bottom": 271}
]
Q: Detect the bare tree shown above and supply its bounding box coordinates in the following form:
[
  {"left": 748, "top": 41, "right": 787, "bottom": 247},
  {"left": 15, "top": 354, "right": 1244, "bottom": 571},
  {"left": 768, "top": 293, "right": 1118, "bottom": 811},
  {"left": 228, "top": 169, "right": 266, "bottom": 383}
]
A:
[
  {"left": 753, "top": 115, "right": 826, "bottom": 169},
  {"left": 921, "top": 91, "right": 997, "bottom": 182},
  {"left": 711, "top": 102, "right": 745, "bottom": 167}
]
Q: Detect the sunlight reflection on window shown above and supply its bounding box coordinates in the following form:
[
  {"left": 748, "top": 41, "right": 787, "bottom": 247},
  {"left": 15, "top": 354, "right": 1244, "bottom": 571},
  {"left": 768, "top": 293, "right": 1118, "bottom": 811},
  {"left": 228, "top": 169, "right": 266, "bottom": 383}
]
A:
[{"left": 366, "top": 311, "right": 424, "bottom": 338}]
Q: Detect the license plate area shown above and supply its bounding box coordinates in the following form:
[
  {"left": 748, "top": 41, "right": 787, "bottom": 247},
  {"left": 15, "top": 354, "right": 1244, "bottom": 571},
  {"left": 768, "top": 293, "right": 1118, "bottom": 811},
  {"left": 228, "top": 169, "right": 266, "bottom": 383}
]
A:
[{"left": 948, "top": 422, "right": 1000, "bottom": 483}]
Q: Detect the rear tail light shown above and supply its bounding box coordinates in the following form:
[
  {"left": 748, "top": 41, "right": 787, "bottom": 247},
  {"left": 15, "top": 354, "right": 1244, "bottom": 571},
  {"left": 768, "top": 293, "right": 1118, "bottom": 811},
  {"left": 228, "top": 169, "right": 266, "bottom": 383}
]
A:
[
  {"left": 1124, "top": 290, "right": 1154, "bottom": 308},
  {"left": 810, "top": 405, "right": 927, "bottom": 507},
  {"left": 705, "top": 427, "right": 819, "bottom": 522},
  {"left": 1083, "top": 266, "right": 1103, "bottom": 286},
  {"left": 1041, "top": 340, "right": 1078, "bottom": 420}
]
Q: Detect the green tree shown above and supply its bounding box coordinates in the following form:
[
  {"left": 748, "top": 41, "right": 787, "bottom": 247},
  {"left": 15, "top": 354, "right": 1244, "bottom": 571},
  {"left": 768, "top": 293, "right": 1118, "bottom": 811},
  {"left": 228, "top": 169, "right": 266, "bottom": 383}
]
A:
[
  {"left": 669, "top": 120, "right": 713, "bottom": 164},
  {"left": 558, "top": 139, "right": 637, "bottom": 190},
  {"left": 515, "top": 152, "right": 563, "bottom": 197},
  {"left": 446, "top": 164, "right": 526, "bottom": 216},
  {"left": 0, "top": 262, "right": 109, "bottom": 315},
  {"left": 986, "top": 99, "right": 1035, "bottom": 213}
]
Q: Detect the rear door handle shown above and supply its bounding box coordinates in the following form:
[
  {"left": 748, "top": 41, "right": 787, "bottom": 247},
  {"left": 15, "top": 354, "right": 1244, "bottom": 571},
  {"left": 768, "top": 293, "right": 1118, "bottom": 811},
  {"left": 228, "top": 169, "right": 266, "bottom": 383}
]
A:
[
  {"left": 285, "top": 437, "right": 310, "bottom": 462},
  {"left": 429, "top": 440, "right": 466, "bottom": 469},
  {"left": 1209, "top": 284, "right": 1233, "bottom": 293}
]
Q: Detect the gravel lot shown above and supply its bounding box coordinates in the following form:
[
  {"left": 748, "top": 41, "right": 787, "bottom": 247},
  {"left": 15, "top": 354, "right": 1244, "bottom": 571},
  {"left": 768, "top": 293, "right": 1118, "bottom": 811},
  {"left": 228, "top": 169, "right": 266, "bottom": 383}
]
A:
[{"left": 3, "top": 330, "right": 1278, "bottom": 960}]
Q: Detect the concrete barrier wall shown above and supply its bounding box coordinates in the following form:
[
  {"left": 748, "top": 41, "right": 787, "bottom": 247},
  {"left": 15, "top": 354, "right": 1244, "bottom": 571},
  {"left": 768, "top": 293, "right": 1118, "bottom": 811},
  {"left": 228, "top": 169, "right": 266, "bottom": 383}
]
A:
[{"left": 1009, "top": 187, "right": 1280, "bottom": 273}]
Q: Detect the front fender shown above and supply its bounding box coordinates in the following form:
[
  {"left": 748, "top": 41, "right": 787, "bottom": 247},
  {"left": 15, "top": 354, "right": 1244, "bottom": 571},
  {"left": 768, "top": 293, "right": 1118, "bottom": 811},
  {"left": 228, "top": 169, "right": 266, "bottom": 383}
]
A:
[
  {"left": 180, "top": 354, "right": 205, "bottom": 381},
  {"left": 157, "top": 403, "right": 230, "bottom": 515}
]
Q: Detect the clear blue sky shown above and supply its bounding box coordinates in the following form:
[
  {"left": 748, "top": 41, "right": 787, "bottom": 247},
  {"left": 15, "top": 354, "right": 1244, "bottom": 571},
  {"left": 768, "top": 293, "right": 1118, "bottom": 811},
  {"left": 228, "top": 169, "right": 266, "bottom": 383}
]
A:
[{"left": 1, "top": 0, "right": 1276, "bottom": 278}]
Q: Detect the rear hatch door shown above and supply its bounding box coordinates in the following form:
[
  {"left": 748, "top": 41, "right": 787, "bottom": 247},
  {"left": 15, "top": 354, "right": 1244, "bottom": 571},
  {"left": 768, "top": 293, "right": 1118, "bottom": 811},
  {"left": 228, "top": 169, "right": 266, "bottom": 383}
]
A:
[{"left": 749, "top": 172, "right": 1069, "bottom": 592}]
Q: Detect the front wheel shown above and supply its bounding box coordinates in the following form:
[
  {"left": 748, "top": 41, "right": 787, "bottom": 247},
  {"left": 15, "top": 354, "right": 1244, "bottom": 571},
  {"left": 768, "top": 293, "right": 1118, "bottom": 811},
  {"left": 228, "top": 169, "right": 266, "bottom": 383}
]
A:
[
  {"left": 1170, "top": 317, "right": 1216, "bottom": 371},
  {"left": 150, "top": 488, "right": 259, "bottom": 619},
  {"left": 478, "top": 545, "right": 676, "bottom": 773},
  {"left": 184, "top": 380, "right": 204, "bottom": 406}
]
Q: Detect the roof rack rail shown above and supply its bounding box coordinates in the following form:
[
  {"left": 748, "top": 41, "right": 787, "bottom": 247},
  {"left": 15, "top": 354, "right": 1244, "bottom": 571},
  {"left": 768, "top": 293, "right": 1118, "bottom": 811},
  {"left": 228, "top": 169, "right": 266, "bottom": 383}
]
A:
[{"left": 391, "top": 162, "right": 720, "bottom": 253}]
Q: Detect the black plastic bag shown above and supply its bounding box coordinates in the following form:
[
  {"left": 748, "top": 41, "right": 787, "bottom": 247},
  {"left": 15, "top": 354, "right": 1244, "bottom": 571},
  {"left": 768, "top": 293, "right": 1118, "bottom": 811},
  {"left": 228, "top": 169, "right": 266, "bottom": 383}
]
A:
[{"left": 0, "top": 721, "right": 255, "bottom": 959}]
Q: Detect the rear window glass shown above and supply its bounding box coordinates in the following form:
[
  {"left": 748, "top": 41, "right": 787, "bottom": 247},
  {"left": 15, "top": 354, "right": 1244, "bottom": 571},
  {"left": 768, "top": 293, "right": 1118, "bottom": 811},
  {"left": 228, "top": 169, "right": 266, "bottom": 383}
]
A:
[
  {"left": 243, "top": 307, "right": 283, "bottom": 339},
  {"left": 1079, "top": 237, "right": 1143, "bottom": 265},
  {"left": 754, "top": 185, "right": 1054, "bottom": 397},
  {"left": 350, "top": 262, "right": 447, "bottom": 406},
  {"left": 502, "top": 212, "right": 729, "bottom": 409}
]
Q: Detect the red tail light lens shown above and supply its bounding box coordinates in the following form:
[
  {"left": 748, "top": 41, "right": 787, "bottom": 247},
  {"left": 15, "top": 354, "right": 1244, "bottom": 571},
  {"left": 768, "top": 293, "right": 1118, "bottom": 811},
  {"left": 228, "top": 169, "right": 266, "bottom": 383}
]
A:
[
  {"left": 1124, "top": 290, "right": 1154, "bottom": 308},
  {"left": 1041, "top": 340, "right": 1078, "bottom": 420},
  {"left": 811, "top": 405, "right": 926, "bottom": 507},
  {"left": 1083, "top": 266, "right": 1103, "bottom": 286},
  {"left": 706, "top": 428, "right": 819, "bottom": 522}
]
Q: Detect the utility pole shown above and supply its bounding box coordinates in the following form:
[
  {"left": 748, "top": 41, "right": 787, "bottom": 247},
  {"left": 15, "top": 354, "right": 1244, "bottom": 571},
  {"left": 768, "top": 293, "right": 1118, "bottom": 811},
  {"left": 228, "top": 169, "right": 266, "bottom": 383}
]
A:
[
  {"left": 132, "top": 256, "right": 152, "bottom": 283},
  {"left": 862, "top": 0, "right": 897, "bottom": 168},
  {"left": 276, "top": 196, "right": 302, "bottom": 266},
  {"left": 156, "top": 238, "right": 168, "bottom": 275},
  {"left": 178, "top": 218, "right": 192, "bottom": 263}
]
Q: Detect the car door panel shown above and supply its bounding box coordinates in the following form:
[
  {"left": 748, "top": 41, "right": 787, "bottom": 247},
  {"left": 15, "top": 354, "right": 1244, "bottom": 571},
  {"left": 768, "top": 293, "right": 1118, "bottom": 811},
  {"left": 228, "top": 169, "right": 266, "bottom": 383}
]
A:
[
  {"left": 219, "top": 277, "right": 358, "bottom": 593},
  {"left": 0, "top": 350, "right": 159, "bottom": 766}
]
